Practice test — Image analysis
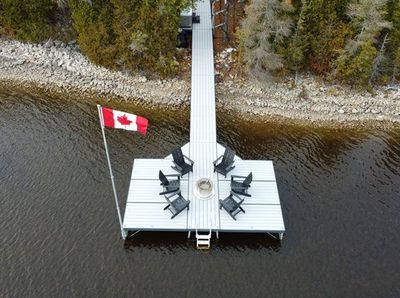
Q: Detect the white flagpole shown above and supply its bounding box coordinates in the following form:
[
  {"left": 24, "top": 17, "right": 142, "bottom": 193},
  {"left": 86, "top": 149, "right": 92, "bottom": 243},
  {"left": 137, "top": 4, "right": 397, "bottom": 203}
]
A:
[{"left": 97, "top": 104, "right": 125, "bottom": 239}]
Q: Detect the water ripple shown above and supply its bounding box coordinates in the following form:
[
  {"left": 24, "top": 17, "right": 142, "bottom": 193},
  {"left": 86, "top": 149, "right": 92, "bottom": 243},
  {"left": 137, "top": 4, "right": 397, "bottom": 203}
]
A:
[{"left": 1, "top": 88, "right": 400, "bottom": 296}]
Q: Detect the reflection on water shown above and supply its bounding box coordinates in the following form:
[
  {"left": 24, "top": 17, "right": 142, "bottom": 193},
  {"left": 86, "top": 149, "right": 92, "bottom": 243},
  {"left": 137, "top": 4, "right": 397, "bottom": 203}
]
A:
[{"left": 1, "top": 87, "right": 399, "bottom": 297}]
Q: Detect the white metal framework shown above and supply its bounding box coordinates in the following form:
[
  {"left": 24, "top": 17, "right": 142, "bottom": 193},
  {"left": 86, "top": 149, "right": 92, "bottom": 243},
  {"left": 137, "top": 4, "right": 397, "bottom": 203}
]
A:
[{"left": 121, "top": 0, "right": 285, "bottom": 244}]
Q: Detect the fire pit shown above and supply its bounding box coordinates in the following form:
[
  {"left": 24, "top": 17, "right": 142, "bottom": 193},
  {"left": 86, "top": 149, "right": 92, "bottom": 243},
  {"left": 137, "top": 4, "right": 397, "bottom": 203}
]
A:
[{"left": 193, "top": 178, "right": 214, "bottom": 200}]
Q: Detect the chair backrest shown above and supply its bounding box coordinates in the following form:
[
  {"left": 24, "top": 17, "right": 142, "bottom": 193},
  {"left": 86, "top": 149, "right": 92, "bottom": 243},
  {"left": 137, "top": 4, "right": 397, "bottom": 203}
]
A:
[
  {"left": 159, "top": 170, "right": 169, "bottom": 185},
  {"left": 222, "top": 148, "right": 235, "bottom": 165},
  {"left": 172, "top": 147, "right": 184, "bottom": 165},
  {"left": 243, "top": 172, "right": 253, "bottom": 187}
]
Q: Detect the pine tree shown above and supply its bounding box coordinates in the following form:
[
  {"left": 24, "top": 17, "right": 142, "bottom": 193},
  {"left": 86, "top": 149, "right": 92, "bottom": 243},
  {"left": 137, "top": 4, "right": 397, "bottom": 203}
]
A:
[
  {"left": 128, "top": 0, "right": 192, "bottom": 77},
  {"left": 335, "top": 0, "right": 392, "bottom": 85},
  {"left": 238, "top": 0, "right": 293, "bottom": 81},
  {"left": 110, "top": 0, "right": 141, "bottom": 68},
  {"left": 68, "top": 0, "right": 191, "bottom": 76},
  {"left": 0, "top": 0, "right": 54, "bottom": 42},
  {"left": 369, "top": 33, "right": 389, "bottom": 83},
  {"left": 283, "top": 0, "right": 309, "bottom": 72},
  {"left": 386, "top": 0, "right": 400, "bottom": 81},
  {"left": 283, "top": 0, "right": 351, "bottom": 74},
  {"left": 308, "top": 0, "right": 352, "bottom": 74},
  {"left": 68, "top": 0, "right": 117, "bottom": 68}
]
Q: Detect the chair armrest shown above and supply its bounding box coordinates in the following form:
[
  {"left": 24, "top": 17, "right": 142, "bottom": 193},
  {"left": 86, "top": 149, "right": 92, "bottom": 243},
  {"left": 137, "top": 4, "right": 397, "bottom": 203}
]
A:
[
  {"left": 183, "top": 154, "right": 194, "bottom": 165},
  {"left": 213, "top": 155, "right": 223, "bottom": 166},
  {"left": 231, "top": 186, "right": 248, "bottom": 189},
  {"left": 231, "top": 175, "right": 247, "bottom": 179},
  {"left": 223, "top": 161, "right": 235, "bottom": 170},
  {"left": 230, "top": 191, "right": 244, "bottom": 203},
  {"left": 160, "top": 189, "right": 179, "bottom": 195},
  {"left": 165, "top": 174, "right": 181, "bottom": 179},
  {"left": 172, "top": 161, "right": 183, "bottom": 171},
  {"left": 164, "top": 190, "right": 181, "bottom": 200}
]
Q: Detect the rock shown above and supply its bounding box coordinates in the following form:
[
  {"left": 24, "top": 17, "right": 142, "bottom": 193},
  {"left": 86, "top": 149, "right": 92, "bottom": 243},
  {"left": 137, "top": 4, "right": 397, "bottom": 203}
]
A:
[
  {"left": 338, "top": 109, "right": 345, "bottom": 114},
  {"left": 44, "top": 39, "right": 53, "bottom": 48}
]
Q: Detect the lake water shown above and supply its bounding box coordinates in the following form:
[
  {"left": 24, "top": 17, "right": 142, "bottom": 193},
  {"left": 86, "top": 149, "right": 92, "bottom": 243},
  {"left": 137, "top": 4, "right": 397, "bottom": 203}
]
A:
[{"left": 1, "top": 87, "right": 399, "bottom": 297}]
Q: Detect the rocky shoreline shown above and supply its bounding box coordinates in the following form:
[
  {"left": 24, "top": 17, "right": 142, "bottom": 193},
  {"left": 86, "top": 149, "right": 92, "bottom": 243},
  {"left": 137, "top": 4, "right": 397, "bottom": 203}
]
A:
[
  {"left": 1, "top": 38, "right": 399, "bottom": 128},
  {"left": 0, "top": 38, "right": 189, "bottom": 107}
]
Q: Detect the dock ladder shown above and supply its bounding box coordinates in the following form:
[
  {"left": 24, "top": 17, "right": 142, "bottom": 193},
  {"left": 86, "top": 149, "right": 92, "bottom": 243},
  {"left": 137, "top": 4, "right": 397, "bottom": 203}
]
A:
[{"left": 196, "top": 229, "right": 212, "bottom": 250}]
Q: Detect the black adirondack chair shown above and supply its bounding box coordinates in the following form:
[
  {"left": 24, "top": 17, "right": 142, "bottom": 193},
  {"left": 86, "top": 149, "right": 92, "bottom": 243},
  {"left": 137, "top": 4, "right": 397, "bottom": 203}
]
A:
[
  {"left": 231, "top": 172, "right": 253, "bottom": 197},
  {"left": 213, "top": 148, "right": 235, "bottom": 177},
  {"left": 163, "top": 191, "right": 190, "bottom": 219},
  {"left": 219, "top": 192, "right": 245, "bottom": 220},
  {"left": 171, "top": 147, "right": 194, "bottom": 176},
  {"left": 159, "top": 170, "right": 180, "bottom": 195}
]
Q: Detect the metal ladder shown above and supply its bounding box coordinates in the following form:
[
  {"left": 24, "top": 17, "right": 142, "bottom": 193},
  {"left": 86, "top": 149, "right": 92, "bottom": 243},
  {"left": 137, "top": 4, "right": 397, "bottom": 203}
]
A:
[{"left": 196, "top": 229, "right": 212, "bottom": 250}]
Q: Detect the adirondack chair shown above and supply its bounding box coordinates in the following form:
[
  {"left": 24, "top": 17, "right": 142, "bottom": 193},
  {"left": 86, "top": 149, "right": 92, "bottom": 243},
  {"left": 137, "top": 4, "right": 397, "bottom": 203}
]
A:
[
  {"left": 219, "top": 192, "right": 245, "bottom": 220},
  {"left": 171, "top": 147, "right": 194, "bottom": 176},
  {"left": 159, "top": 170, "right": 180, "bottom": 195},
  {"left": 231, "top": 172, "right": 253, "bottom": 197},
  {"left": 213, "top": 148, "right": 235, "bottom": 177},
  {"left": 163, "top": 191, "right": 190, "bottom": 219}
]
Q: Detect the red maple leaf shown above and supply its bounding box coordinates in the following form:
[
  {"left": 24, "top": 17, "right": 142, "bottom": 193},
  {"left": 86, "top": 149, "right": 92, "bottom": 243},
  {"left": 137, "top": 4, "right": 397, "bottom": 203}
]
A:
[{"left": 117, "top": 114, "right": 133, "bottom": 126}]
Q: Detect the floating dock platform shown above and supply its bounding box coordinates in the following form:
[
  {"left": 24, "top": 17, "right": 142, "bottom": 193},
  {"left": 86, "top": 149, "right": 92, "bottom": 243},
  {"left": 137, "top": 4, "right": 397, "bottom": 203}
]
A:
[{"left": 122, "top": 0, "right": 285, "bottom": 246}]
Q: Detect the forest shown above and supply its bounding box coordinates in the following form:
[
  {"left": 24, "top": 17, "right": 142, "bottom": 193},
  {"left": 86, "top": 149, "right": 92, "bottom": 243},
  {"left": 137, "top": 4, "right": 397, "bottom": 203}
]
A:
[{"left": 0, "top": 0, "right": 399, "bottom": 86}]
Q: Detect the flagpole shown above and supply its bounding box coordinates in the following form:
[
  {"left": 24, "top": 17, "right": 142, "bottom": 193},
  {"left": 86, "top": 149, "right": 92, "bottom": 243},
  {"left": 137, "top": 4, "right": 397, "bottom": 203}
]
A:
[{"left": 97, "top": 104, "right": 125, "bottom": 239}]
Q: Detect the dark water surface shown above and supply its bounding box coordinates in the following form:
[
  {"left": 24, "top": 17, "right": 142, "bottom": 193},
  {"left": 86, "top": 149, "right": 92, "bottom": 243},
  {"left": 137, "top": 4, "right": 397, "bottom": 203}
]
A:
[{"left": 1, "top": 88, "right": 399, "bottom": 297}]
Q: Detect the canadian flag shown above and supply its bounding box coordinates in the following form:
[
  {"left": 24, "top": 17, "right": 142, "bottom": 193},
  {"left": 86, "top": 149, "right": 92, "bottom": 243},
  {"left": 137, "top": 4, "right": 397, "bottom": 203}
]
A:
[{"left": 100, "top": 106, "right": 148, "bottom": 136}]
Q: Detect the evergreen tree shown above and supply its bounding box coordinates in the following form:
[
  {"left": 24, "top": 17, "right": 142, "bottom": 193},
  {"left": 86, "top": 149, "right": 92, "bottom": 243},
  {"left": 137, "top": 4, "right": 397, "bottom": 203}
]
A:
[
  {"left": 128, "top": 0, "right": 192, "bottom": 76},
  {"left": 68, "top": 0, "right": 117, "bottom": 68},
  {"left": 238, "top": 0, "right": 293, "bottom": 81},
  {"left": 284, "top": 0, "right": 351, "bottom": 74},
  {"left": 0, "top": 0, "right": 54, "bottom": 42},
  {"left": 335, "top": 0, "right": 391, "bottom": 85},
  {"left": 68, "top": 0, "right": 191, "bottom": 76},
  {"left": 308, "top": 0, "right": 352, "bottom": 74},
  {"left": 282, "top": 0, "right": 309, "bottom": 72},
  {"left": 386, "top": 0, "right": 400, "bottom": 81},
  {"left": 110, "top": 0, "right": 141, "bottom": 68}
]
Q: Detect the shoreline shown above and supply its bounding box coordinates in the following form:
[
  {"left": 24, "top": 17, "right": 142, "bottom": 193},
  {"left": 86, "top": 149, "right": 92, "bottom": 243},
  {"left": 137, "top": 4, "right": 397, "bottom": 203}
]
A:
[{"left": 1, "top": 38, "right": 399, "bottom": 129}]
